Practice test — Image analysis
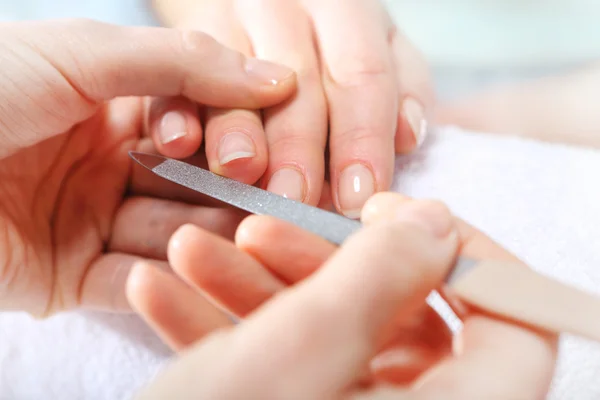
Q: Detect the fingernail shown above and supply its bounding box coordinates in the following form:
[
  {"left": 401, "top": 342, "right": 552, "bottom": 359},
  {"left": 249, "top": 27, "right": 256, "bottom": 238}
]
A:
[
  {"left": 393, "top": 201, "right": 452, "bottom": 238},
  {"left": 218, "top": 132, "right": 256, "bottom": 165},
  {"left": 266, "top": 167, "right": 305, "bottom": 201},
  {"left": 338, "top": 163, "right": 375, "bottom": 219},
  {"left": 403, "top": 97, "right": 428, "bottom": 147},
  {"left": 159, "top": 111, "right": 188, "bottom": 144},
  {"left": 245, "top": 57, "right": 295, "bottom": 86}
]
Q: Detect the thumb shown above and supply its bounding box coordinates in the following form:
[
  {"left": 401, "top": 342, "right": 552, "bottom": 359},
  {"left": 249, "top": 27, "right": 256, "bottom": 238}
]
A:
[{"left": 0, "top": 19, "right": 296, "bottom": 157}]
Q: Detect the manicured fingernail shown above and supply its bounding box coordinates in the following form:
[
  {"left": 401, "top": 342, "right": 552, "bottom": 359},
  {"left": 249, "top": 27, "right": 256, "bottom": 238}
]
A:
[
  {"left": 403, "top": 97, "right": 428, "bottom": 147},
  {"left": 159, "top": 111, "right": 187, "bottom": 144},
  {"left": 393, "top": 201, "right": 453, "bottom": 238},
  {"left": 267, "top": 167, "right": 305, "bottom": 201},
  {"left": 218, "top": 132, "right": 256, "bottom": 165},
  {"left": 245, "top": 57, "right": 295, "bottom": 86},
  {"left": 338, "top": 163, "right": 375, "bottom": 219}
]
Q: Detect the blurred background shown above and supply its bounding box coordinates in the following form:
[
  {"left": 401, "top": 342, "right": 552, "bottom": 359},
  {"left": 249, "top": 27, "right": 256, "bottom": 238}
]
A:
[{"left": 1, "top": 0, "right": 599, "bottom": 101}]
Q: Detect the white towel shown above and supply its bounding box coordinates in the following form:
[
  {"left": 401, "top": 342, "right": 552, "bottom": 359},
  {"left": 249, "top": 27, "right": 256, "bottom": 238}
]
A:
[{"left": 1, "top": 126, "right": 599, "bottom": 400}]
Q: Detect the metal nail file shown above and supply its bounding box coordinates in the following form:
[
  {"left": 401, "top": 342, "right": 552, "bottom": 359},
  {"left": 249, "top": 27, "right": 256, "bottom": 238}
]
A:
[
  {"left": 129, "top": 151, "right": 600, "bottom": 343},
  {"left": 129, "top": 151, "right": 477, "bottom": 283}
]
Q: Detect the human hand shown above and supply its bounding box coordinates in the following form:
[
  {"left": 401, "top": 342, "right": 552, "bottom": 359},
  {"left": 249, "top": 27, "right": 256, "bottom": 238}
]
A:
[
  {"left": 436, "top": 63, "right": 600, "bottom": 148},
  {"left": 150, "top": 0, "right": 433, "bottom": 217},
  {"left": 129, "top": 194, "right": 557, "bottom": 399},
  {"left": 0, "top": 18, "right": 297, "bottom": 316}
]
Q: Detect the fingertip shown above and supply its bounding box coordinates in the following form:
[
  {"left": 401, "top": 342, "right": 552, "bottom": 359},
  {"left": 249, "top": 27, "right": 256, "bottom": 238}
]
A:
[
  {"left": 234, "top": 215, "right": 275, "bottom": 249},
  {"left": 361, "top": 192, "right": 412, "bottom": 224},
  {"left": 396, "top": 97, "right": 428, "bottom": 154},
  {"left": 167, "top": 223, "right": 200, "bottom": 264},
  {"left": 361, "top": 197, "right": 455, "bottom": 241},
  {"left": 126, "top": 261, "right": 161, "bottom": 311},
  {"left": 204, "top": 110, "right": 268, "bottom": 185},
  {"left": 244, "top": 57, "right": 298, "bottom": 107},
  {"left": 148, "top": 97, "right": 203, "bottom": 159},
  {"left": 253, "top": 73, "right": 298, "bottom": 106},
  {"left": 210, "top": 131, "right": 267, "bottom": 184}
]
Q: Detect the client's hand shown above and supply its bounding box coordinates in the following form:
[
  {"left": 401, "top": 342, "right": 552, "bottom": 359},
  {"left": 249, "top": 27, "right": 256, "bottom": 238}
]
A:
[
  {"left": 0, "top": 19, "right": 296, "bottom": 316},
  {"left": 129, "top": 194, "right": 557, "bottom": 399},
  {"left": 148, "top": 0, "right": 434, "bottom": 217},
  {"left": 437, "top": 63, "right": 600, "bottom": 148}
]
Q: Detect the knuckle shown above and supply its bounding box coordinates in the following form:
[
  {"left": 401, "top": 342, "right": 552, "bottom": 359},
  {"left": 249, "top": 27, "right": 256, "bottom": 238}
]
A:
[
  {"left": 330, "top": 55, "right": 391, "bottom": 88},
  {"left": 269, "top": 129, "right": 326, "bottom": 156},
  {"left": 330, "top": 126, "right": 388, "bottom": 154},
  {"left": 178, "top": 29, "right": 218, "bottom": 53}
]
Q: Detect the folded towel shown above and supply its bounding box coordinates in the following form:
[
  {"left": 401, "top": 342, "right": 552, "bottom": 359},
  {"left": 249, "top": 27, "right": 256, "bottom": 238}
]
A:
[{"left": 1, "top": 126, "right": 599, "bottom": 400}]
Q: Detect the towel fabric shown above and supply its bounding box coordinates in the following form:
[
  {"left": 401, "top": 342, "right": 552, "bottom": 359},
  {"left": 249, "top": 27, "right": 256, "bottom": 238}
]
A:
[{"left": 1, "top": 126, "right": 599, "bottom": 399}]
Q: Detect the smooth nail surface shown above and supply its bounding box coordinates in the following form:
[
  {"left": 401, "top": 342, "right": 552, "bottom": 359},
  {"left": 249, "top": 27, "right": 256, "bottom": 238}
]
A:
[
  {"left": 245, "top": 58, "right": 295, "bottom": 86},
  {"left": 159, "top": 111, "right": 187, "bottom": 144},
  {"left": 267, "top": 168, "right": 305, "bottom": 201},
  {"left": 338, "top": 163, "right": 375, "bottom": 219},
  {"left": 403, "top": 97, "right": 428, "bottom": 147},
  {"left": 218, "top": 132, "right": 256, "bottom": 165}
]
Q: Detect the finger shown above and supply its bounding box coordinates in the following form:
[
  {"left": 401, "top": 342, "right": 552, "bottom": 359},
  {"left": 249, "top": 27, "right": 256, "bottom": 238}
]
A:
[
  {"left": 109, "top": 197, "right": 243, "bottom": 260},
  {"left": 236, "top": 212, "right": 452, "bottom": 383},
  {"left": 370, "top": 304, "right": 453, "bottom": 385},
  {"left": 1, "top": 19, "right": 296, "bottom": 156},
  {"left": 237, "top": 0, "right": 328, "bottom": 204},
  {"left": 435, "top": 64, "right": 600, "bottom": 148},
  {"left": 176, "top": 3, "right": 269, "bottom": 184},
  {"left": 219, "top": 201, "right": 458, "bottom": 398},
  {"left": 361, "top": 192, "right": 521, "bottom": 262},
  {"left": 145, "top": 96, "right": 203, "bottom": 159},
  {"left": 412, "top": 316, "right": 557, "bottom": 400},
  {"left": 391, "top": 29, "right": 435, "bottom": 153},
  {"left": 204, "top": 108, "right": 268, "bottom": 185},
  {"left": 78, "top": 252, "right": 168, "bottom": 312},
  {"left": 235, "top": 215, "right": 336, "bottom": 283},
  {"left": 127, "top": 261, "right": 232, "bottom": 352},
  {"left": 168, "top": 224, "right": 285, "bottom": 316},
  {"left": 303, "top": 0, "right": 397, "bottom": 217}
]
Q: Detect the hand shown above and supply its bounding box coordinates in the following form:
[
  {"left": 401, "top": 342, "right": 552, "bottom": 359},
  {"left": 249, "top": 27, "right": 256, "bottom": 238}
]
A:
[
  {"left": 129, "top": 194, "right": 557, "bottom": 399},
  {"left": 0, "top": 18, "right": 297, "bottom": 316},
  {"left": 150, "top": 0, "right": 434, "bottom": 217},
  {"left": 436, "top": 63, "right": 600, "bottom": 148}
]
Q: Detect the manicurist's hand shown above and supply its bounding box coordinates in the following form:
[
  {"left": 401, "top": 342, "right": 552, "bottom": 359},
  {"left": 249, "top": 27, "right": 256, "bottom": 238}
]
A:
[
  {"left": 0, "top": 18, "right": 296, "bottom": 316},
  {"left": 150, "top": 0, "right": 434, "bottom": 217},
  {"left": 130, "top": 194, "right": 557, "bottom": 399}
]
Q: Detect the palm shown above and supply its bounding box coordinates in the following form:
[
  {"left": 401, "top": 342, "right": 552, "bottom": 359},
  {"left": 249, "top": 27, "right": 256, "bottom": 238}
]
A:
[{"left": 0, "top": 102, "right": 136, "bottom": 316}]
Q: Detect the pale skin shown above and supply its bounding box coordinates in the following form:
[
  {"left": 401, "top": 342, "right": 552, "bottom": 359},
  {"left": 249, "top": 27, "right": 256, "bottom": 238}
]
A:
[
  {"left": 0, "top": 18, "right": 297, "bottom": 316},
  {"left": 149, "top": 0, "right": 434, "bottom": 218},
  {"left": 147, "top": 0, "right": 600, "bottom": 224},
  {"left": 129, "top": 194, "right": 558, "bottom": 399},
  {"left": 0, "top": 13, "right": 596, "bottom": 399}
]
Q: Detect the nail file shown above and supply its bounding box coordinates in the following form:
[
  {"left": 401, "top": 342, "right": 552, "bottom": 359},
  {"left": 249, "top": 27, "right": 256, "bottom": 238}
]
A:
[{"left": 129, "top": 151, "right": 600, "bottom": 342}]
